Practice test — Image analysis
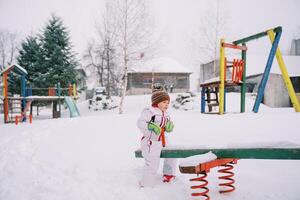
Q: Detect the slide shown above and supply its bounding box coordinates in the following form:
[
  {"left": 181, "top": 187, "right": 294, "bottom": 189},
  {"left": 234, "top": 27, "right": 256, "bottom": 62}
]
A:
[{"left": 64, "top": 96, "right": 80, "bottom": 117}]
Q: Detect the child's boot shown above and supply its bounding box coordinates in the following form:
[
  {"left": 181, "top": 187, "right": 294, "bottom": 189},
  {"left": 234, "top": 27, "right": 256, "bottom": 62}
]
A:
[{"left": 163, "top": 175, "right": 175, "bottom": 183}]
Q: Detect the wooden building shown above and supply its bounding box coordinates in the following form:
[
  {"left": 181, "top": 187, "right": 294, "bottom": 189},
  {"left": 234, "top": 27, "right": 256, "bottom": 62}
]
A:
[{"left": 127, "top": 57, "right": 192, "bottom": 95}]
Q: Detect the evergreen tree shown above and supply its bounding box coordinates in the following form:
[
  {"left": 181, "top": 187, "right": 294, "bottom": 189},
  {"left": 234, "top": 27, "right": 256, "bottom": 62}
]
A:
[
  {"left": 40, "top": 14, "right": 78, "bottom": 89},
  {"left": 16, "top": 14, "right": 78, "bottom": 96},
  {"left": 17, "top": 35, "right": 43, "bottom": 89}
]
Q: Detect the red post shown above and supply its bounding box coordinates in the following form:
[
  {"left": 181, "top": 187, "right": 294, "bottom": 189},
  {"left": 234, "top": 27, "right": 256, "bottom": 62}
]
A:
[
  {"left": 68, "top": 84, "right": 73, "bottom": 96},
  {"left": 232, "top": 59, "right": 236, "bottom": 82},
  {"left": 235, "top": 60, "right": 239, "bottom": 82},
  {"left": 222, "top": 42, "right": 248, "bottom": 51},
  {"left": 238, "top": 60, "right": 245, "bottom": 82},
  {"left": 48, "top": 87, "right": 56, "bottom": 96},
  {"left": 231, "top": 59, "right": 245, "bottom": 83},
  {"left": 15, "top": 116, "right": 18, "bottom": 125},
  {"left": 161, "top": 128, "right": 166, "bottom": 147},
  {"left": 29, "top": 114, "right": 33, "bottom": 124}
]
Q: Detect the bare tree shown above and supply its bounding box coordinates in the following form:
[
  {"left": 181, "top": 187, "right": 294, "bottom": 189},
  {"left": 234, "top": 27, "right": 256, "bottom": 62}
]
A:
[
  {"left": 83, "top": 1, "right": 120, "bottom": 97},
  {"left": 0, "top": 29, "right": 19, "bottom": 70},
  {"left": 98, "top": 2, "right": 119, "bottom": 97},
  {"left": 112, "top": 0, "right": 154, "bottom": 114},
  {"left": 83, "top": 0, "right": 157, "bottom": 110},
  {"left": 190, "top": 0, "right": 227, "bottom": 72},
  {"left": 83, "top": 40, "right": 106, "bottom": 87}
]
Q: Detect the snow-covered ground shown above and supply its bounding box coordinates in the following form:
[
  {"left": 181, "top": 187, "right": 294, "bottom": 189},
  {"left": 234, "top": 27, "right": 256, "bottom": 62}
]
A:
[{"left": 0, "top": 93, "right": 300, "bottom": 200}]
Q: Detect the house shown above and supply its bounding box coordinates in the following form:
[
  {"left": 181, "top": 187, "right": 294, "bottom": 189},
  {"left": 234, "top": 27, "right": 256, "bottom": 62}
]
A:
[
  {"left": 290, "top": 38, "right": 300, "bottom": 56},
  {"left": 127, "top": 57, "right": 192, "bottom": 95},
  {"left": 246, "top": 55, "right": 300, "bottom": 107},
  {"left": 200, "top": 54, "right": 300, "bottom": 108}
]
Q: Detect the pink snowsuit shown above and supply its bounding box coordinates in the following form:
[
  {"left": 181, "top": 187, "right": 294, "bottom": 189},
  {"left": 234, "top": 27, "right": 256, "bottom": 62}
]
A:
[{"left": 137, "top": 106, "right": 177, "bottom": 187}]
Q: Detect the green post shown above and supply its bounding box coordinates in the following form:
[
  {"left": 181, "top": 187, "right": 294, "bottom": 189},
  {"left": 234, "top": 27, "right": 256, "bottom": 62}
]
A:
[
  {"left": 233, "top": 27, "right": 282, "bottom": 45},
  {"left": 241, "top": 43, "right": 247, "bottom": 113},
  {"left": 57, "top": 83, "right": 61, "bottom": 115}
]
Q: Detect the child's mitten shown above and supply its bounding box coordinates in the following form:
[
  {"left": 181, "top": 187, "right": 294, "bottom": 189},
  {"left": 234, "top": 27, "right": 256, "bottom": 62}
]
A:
[
  {"left": 165, "top": 121, "right": 174, "bottom": 132},
  {"left": 148, "top": 122, "right": 161, "bottom": 135}
]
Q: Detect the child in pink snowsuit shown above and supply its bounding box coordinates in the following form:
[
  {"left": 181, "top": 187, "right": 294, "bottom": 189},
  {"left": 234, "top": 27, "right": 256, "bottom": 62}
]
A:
[{"left": 137, "top": 89, "right": 177, "bottom": 187}]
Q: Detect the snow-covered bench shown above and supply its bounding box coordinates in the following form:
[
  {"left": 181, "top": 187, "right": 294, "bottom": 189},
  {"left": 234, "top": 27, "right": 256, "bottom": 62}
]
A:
[{"left": 134, "top": 146, "right": 300, "bottom": 160}]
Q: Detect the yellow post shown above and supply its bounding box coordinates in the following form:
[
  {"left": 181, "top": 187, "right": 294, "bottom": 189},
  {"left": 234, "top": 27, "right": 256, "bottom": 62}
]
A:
[
  {"left": 267, "top": 30, "right": 300, "bottom": 112},
  {"left": 73, "top": 83, "right": 77, "bottom": 97},
  {"left": 219, "top": 38, "right": 225, "bottom": 114}
]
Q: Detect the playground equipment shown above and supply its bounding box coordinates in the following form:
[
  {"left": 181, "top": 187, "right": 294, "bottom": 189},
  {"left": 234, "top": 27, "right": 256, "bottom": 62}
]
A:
[
  {"left": 135, "top": 147, "right": 300, "bottom": 160},
  {"left": 1, "top": 64, "right": 31, "bottom": 123},
  {"left": 200, "top": 26, "right": 300, "bottom": 114},
  {"left": 64, "top": 96, "right": 80, "bottom": 117},
  {"left": 135, "top": 146, "right": 300, "bottom": 199},
  {"left": 180, "top": 156, "right": 238, "bottom": 199},
  {"left": 27, "top": 83, "right": 78, "bottom": 119},
  {"left": 1, "top": 64, "right": 79, "bottom": 123}
]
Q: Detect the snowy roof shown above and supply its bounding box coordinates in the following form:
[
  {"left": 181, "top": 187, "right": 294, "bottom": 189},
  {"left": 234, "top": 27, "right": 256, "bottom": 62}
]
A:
[
  {"left": 244, "top": 54, "right": 300, "bottom": 77},
  {"left": 0, "top": 64, "right": 28, "bottom": 75},
  {"left": 76, "top": 68, "right": 87, "bottom": 77},
  {"left": 129, "top": 57, "right": 192, "bottom": 74}
]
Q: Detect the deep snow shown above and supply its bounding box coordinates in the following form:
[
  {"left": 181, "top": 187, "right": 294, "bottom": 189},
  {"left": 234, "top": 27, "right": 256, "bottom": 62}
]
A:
[{"left": 0, "top": 93, "right": 300, "bottom": 200}]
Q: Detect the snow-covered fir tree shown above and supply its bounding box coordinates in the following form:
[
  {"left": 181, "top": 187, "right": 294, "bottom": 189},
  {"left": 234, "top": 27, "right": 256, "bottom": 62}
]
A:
[
  {"left": 17, "top": 36, "right": 43, "bottom": 89},
  {"left": 39, "top": 14, "right": 78, "bottom": 89}
]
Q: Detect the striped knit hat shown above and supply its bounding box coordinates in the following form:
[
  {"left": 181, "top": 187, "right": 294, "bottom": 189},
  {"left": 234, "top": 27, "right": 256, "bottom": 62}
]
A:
[{"left": 151, "top": 90, "right": 170, "bottom": 106}]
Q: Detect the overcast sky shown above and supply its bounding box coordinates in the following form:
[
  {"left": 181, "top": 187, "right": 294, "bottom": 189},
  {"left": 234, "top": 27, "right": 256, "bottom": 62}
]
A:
[{"left": 0, "top": 0, "right": 299, "bottom": 68}]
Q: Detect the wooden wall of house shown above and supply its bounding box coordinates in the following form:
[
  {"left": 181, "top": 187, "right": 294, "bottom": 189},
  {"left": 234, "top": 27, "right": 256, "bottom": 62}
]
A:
[
  {"left": 200, "top": 60, "right": 230, "bottom": 83},
  {"left": 291, "top": 77, "right": 300, "bottom": 93},
  {"left": 245, "top": 74, "right": 300, "bottom": 108},
  {"left": 264, "top": 74, "right": 291, "bottom": 107},
  {"left": 127, "top": 73, "right": 190, "bottom": 95}
]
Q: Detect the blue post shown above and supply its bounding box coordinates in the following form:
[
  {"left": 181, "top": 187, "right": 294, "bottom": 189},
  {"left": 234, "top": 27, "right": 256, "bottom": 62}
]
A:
[
  {"left": 26, "top": 86, "right": 32, "bottom": 96},
  {"left": 56, "top": 83, "right": 61, "bottom": 96},
  {"left": 201, "top": 87, "right": 206, "bottom": 113},
  {"left": 253, "top": 30, "right": 282, "bottom": 113},
  {"left": 21, "top": 75, "right": 27, "bottom": 121}
]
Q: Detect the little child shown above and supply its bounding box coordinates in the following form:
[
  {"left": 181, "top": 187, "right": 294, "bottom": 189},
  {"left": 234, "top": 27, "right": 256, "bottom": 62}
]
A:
[{"left": 137, "top": 89, "right": 177, "bottom": 187}]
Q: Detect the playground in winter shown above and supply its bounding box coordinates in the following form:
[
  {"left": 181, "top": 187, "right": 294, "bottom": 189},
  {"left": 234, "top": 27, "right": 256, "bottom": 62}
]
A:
[
  {"left": 1, "top": 90, "right": 300, "bottom": 200},
  {"left": 1, "top": 26, "right": 300, "bottom": 199},
  {"left": 1, "top": 0, "right": 300, "bottom": 197}
]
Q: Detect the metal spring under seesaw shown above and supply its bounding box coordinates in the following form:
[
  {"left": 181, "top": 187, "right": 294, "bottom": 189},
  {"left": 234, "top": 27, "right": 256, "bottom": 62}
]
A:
[
  {"left": 218, "top": 163, "right": 236, "bottom": 193},
  {"left": 190, "top": 172, "right": 210, "bottom": 200}
]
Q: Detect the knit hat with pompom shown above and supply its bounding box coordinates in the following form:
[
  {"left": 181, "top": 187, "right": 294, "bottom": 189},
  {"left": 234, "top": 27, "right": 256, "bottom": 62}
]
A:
[{"left": 151, "top": 89, "right": 170, "bottom": 106}]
